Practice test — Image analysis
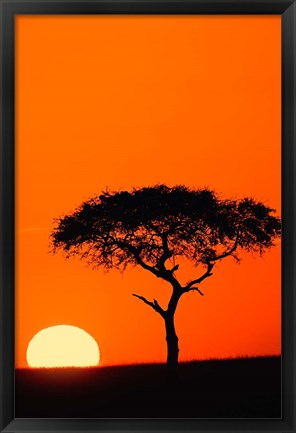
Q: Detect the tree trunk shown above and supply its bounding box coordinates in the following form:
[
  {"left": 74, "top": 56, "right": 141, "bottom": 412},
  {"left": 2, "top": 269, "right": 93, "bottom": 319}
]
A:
[{"left": 165, "top": 313, "right": 179, "bottom": 368}]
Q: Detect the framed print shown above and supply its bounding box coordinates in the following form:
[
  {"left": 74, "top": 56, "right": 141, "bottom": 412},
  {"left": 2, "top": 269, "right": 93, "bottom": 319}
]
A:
[{"left": 0, "top": 0, "right": 295, "bottom": 432}]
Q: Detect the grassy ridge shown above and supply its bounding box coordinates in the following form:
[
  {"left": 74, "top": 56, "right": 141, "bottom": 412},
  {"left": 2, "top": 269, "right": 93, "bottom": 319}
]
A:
[{"left": 15, "top": 356, "right": 281, "bottom": 418}]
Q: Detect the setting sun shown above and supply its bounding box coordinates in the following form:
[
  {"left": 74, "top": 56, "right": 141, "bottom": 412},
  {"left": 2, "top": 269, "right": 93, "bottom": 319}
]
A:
[{"left": 26, "top": 325, "right": 100, "bottom": 368}]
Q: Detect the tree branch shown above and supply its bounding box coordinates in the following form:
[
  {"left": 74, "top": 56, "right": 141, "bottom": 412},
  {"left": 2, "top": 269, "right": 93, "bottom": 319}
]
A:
[
  {"left": 184, "top": 286, "right": 204, "bottom": 296},
  {"left": 119, "top": 239, "right": 181, "bottom": 290},
  {"left": 118, "top": 242, "right": 161, "bottom": 278},
  {"left": 158, "top": 233, "right": 173, "bottom": 270},
  {"left": 209, "top": 232, "right": 240, "bottom": 262},
  {"left": 184, "top": 261, "right": 214, "bottom": 290},
  {"left": 169, "top": 264, "right": 179, "bottom": 273},
  {"left": 184, "top": 233, "right": 240, "bottom": 292},
  {"left": 132, "top": 293, "right": 166, "bottom": 317}
]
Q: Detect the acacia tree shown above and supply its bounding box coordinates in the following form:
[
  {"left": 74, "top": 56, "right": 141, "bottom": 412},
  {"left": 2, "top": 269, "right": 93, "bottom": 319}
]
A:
[{"left": 51, "top": 185, "right": 281, "bottom": 367}]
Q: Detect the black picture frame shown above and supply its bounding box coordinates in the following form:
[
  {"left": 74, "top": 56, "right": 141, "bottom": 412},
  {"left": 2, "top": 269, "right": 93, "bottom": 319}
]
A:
[{"left": 0, "top": 0, "right": 295, "bottom": 432}]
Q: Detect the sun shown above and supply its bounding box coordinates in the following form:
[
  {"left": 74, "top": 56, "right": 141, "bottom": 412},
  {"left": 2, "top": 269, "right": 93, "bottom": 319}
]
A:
[{"left": 26, "top": 325, "right": 100, "bottom": 368}]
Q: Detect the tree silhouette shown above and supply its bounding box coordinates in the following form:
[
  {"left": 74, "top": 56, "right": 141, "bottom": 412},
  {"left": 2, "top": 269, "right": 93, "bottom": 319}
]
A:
[{"left": 51, "top": 185, "right": 281, "bottom": 367}]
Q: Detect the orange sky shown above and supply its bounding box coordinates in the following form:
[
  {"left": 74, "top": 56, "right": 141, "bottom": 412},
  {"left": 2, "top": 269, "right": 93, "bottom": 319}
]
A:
[{"left": 15, "top": 15, "right": 281, "bottom": 368}]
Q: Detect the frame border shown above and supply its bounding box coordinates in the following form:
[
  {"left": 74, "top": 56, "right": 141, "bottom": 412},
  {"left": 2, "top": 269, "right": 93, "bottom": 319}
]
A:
[{"left": 1, "top": 1, "right": 295, "bottom": 432}]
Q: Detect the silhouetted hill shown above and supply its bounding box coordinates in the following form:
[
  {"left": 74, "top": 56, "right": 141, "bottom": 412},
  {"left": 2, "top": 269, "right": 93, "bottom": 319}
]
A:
[{"left": 15, "top": 356, "right": 281, "bottom": 418}]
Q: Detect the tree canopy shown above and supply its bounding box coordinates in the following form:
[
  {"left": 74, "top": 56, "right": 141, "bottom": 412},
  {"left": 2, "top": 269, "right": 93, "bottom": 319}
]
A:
[{"left": 51, "top": 184, "right": 281, "bottom": 279}]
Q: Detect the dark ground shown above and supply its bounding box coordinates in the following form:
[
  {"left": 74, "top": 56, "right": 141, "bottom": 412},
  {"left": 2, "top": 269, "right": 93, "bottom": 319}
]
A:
[{"left": 15, "top": 356, "right": 281, "bottom": 418}]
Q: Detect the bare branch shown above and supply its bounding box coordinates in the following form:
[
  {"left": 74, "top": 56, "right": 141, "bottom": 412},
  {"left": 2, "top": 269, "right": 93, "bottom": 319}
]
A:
[
  {"left": 158, "top": 233, "right": 173, "bottom": 270},
  {"left": 132, "top": 293, "right": 166, "bottom": 317},
  {"left": 119, "top": 242, "right": 161, "bottom": 278},
  {"left": 209, "top": 232, "right": 240, "bottom": 262},
  {"left": 169, "top": 264, "right": 179, "bottom": 273},
  {"left": 184, "top": 262, "right": 214, "bottom": 290},
  {"left": 119, "top": 240, "right": 182, "bottom": 292},
  {"left": 184, "top": 233, "right": 240, "bottom": 291},
  {"left": 184, "top": 286, "right": 204, "bottom": 296}
]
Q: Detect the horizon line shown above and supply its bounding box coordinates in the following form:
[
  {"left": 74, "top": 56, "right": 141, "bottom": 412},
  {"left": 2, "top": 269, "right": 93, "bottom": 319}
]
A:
[{"left": 16, "top": 353, "right": 281, "bottom": 370}]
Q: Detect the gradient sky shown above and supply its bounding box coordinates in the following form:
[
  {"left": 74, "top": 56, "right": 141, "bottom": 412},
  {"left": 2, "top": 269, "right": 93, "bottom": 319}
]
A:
[{"left": 15, "top": 15, "right": 281, "bottom": 368}]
